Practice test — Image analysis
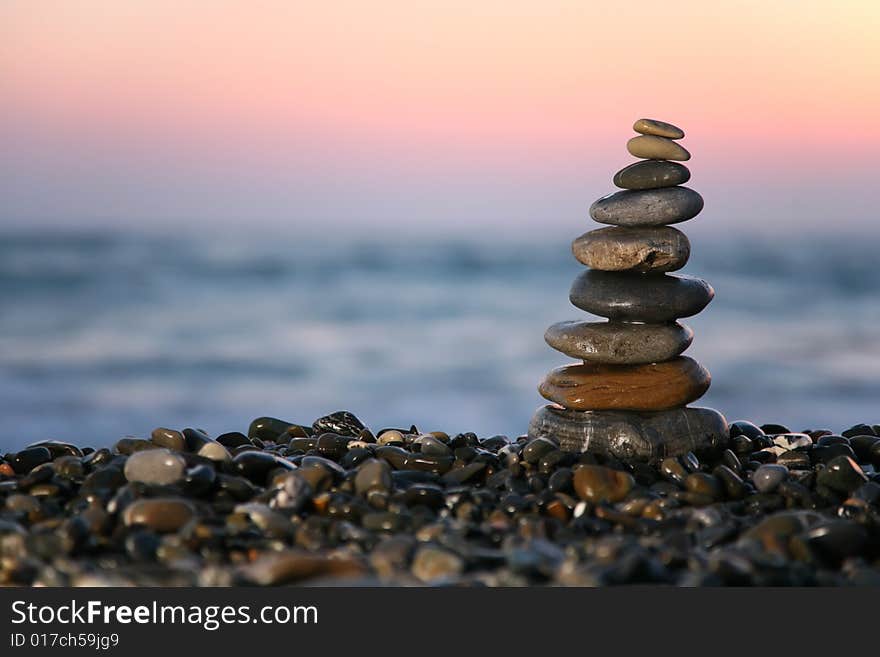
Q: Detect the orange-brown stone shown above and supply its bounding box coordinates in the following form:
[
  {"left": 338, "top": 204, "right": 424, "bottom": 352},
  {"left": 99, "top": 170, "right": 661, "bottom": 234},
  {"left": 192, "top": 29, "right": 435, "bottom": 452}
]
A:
[{"left": 538, "top": 356, "right": 710, "bottom": 411}]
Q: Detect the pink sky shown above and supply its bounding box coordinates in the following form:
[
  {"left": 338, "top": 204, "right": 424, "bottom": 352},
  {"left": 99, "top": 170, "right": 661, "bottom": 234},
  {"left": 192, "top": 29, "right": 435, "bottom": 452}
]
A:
[{"left": 2, "top": 1, "right": 879, "bottom": 235}]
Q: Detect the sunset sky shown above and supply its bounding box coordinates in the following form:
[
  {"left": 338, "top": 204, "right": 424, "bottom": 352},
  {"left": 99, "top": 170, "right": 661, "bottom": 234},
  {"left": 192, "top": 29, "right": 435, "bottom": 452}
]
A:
[{"left": 2, "top": 1, "right": 879, "bottom": 237}]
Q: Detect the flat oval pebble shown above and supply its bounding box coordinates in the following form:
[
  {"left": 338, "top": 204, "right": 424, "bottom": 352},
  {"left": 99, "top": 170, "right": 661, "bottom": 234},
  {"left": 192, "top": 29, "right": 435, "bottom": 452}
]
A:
[
  {"left": 545, "top": 320, "right": 693, "bottom": 364},
  {"left": 613, "top": 160, "right": 690, "bottom": 190},
  {"left": 150, "top": 427, "right": 186, "bottom": 452},
  {"left": 529, "top": 405, "right": 728, "bottom": 461},
  {"left": 627, "top": 135, "right": 691, "bottom": 161},
  {"left": 123, "top": 448, "right": 186, "bottom": 486},
  {"left": 570, "top": 271, "right": 714, "bottom": 322},
  {"left": 633, "top": 118, "right": 685, "bottom": 139},
  {"left": 590, "top": 187, "right": 703, "bottom": 226},
  {"left": 572, "top": 226, "right": 690, "bottom": 273},
  {"left": 122, "top": 498, "right": 195, "bottom": 532},
  {"left": 539, "top": 356, "right": 710, "bottom": 411},
  {"left": 573, "top": 465, "right": 634, "bottom": 503}
]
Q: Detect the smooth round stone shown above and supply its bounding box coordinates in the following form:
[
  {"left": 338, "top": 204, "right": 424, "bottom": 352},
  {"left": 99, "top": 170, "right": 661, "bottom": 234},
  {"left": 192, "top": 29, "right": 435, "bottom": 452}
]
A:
[
  {"left": 545, "top": 320, "right": 693, "bottom": 365},
  {"left": 528, "top": 405, "right": 728, "bottom": 461},
  {"left": 122, "top": 498, "right": 195, "bottom": 532},
  {"left": 590, "top": 187, "right": 703, "bottom": 227},
  {"left": 573, "top": 465, "right": 634, "bottom": 503},
  {"left": 570, "top": 271, "right": 714, "bottom": 322},
  {"left": 753, "top": 464, "right": 789, "bottom": 493},
  {"left": 817, "top": 456, "right": 868, "bottom": 494},
  {"left": 123, "top": 449, "right": 186, "bottom": 486},
  {"left": 150, "top": 427, "right": 185, "bottom": 452},
  {"left": 627, "top": 135, "right": 691, "bottom": 161},
  {"left": 685, "top": 472, "right": 722, "bottom": 501},
  {"left": 539, "top": 357, "right": 710, "bottom": 411},
  {"left": 613, "top": 160, "right": 690, "bottom": 190},
  {"left": 522, "top": 437, "right": 558, "bottom": 463},
  {"left": 354, "top": 459, "right": 393, "bottom": 496},
  {"left": 633, "top": 118, "right": 685, "bottom": 140},
  {"left": 572, "top": 226, "right": 690, "bottom": 273}
]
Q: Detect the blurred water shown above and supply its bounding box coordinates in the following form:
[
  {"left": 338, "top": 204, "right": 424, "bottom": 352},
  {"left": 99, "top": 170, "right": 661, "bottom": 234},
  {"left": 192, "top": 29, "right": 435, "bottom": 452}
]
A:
[{"left": 2, "top": 229, "right": 880, "bottom": 450}]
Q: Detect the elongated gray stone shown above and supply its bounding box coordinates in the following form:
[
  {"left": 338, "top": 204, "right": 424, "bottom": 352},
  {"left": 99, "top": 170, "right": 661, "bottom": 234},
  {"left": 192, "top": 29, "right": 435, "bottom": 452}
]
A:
[
  {"left": 590, "top": 187, "right": 703, "bottom": 226},
  {"left": 627, "top": 135, "right": 690, "bottom": 161},
  {"left": 545, "top": 320, "right": 693, "bottom": 364},
  {"left": 633, "top": 118, "right": 685, "bottom": 140},
  {"left": 570, "top": 270, "right": 713, "bottom": 322},
  {"left": 613, "top": 160, "right": 690, "bottom": 190},
  {"left": 572, "top": 226, "right": 690, "bottom": 273},
  {"left": 528, "top": 405, "right": 728, "bottom": 462}
]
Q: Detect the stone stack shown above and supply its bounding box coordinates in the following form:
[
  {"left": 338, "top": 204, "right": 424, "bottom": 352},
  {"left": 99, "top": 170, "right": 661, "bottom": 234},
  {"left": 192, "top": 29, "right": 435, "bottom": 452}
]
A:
[{"left": 529, "top": 118, "right": 728, "bottom": 461}]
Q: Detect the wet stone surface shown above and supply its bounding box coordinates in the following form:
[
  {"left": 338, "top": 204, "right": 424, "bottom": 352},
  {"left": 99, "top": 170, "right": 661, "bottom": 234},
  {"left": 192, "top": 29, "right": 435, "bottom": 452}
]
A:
[{"left": 2, "top": 411, "right": 880, "bottom": 586}]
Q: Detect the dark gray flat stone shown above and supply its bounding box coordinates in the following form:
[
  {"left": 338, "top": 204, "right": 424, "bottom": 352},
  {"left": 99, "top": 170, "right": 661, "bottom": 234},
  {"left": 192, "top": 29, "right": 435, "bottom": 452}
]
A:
[
  {"left": 613, "top": 160, "right": 690, "bottom": 190},
  {"left": 590, "top": 187, "right": 703, "bottom": 226},
  {"left": 569, "top": 270, "right": 714, "bottom": 322},
  {"left": 528, "top": 405, "right": 728, "bottom": 462}
]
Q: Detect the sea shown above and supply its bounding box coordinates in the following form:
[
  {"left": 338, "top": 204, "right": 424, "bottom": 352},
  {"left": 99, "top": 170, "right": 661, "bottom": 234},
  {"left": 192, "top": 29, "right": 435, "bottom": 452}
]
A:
[{"left": 3, "top": 228, "right": 880, "bottom": 450}]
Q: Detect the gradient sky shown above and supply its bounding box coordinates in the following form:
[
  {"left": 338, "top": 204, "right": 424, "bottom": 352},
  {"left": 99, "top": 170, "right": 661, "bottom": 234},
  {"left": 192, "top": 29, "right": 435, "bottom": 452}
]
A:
[{"left": 2, "top": 1, "right": 879, "bottom": 237}]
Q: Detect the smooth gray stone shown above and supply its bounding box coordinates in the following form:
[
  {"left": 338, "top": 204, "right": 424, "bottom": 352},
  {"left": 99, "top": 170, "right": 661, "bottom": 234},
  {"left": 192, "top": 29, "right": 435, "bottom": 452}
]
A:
[
  {"left": 753, "top": 464, "right": 789, "bottom": 493},
  {"left": 572, "top": 226, "right": 690, "bottom": 273},
  {"left": 633, "top": 118, "right": 685, "bottom": 140},
  {"left": 613, "top": 160, "right": 690, "bottom": 190},
  {"left": 544, "top": 320, "right": 693, "bottom": 364},
  {"left": 123, "top": 448, "right": 186, "bottom": 486},
  {"left": 590, "top": 187, "right": 703, "bottom": 226},
  {"left": 528, "top": 405, "right": 728, "bottom": 462},
  {"left": 569, "top": 270, "right": 714, "bottom": 322}
]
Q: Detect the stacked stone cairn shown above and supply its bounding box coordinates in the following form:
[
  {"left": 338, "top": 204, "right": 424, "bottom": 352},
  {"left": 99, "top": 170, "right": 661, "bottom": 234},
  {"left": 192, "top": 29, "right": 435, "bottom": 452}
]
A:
[{"left": 529, "top": 118, "right": 728, "bottom": 461}]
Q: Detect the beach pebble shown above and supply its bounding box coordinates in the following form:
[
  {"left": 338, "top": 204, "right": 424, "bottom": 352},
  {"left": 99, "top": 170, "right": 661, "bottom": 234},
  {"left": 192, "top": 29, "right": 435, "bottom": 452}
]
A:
[
  {"left": 247, "top": 417, "right": 295, "bottom": 441},
  {"left": 590, "top": 187, "right": 703, "bottom": 226},
  {"left": 233, "top": 451, "right": 294, "bottom": 485},
  {"left": 627, "top": 135, "right": 691, "bottom": 161},
  {"left": 354, "top": 459, "right": 392, "bottom": 496},
  {"left": 753, "top": 464, "right": 789, "bottom": 493},
  {"left": 8, "top": 447, "right": 52, "bottom": 474},
  {"left": 817, "top": 456, "right": 868, "bottom": 494},
  {"left": 122, "top": 498, "right": 196, "bottom": 532},
  {"left": 570, "top": 270, "right": 714, "bottom": 322},
  {"left": 313, "top": 411, "right": 366, "bottom": 437},
  {"left": 411, "top": 545, "right": 464, "bottom": 583},
  {"left": 540, "top": 357, "right": 710, "bottom": 411},
  {"left": 573, "top": 465, "right": 634, "bottom": 503},
  {"left": 183, "top": 429, "right": 231, "bottom": 462},
  {"left": 150, "top": 428, "right": 186, "bottom": 452},
  {"left": 633, "top": 118, "right": 685, "bottom": 139},
  {"left": 238, "top": 550, "right": 366, "bottom": 585},
  {"left": 545, "top": 320, "right": 693, "bottom": 365},
  {"left": 769, "top": 433, "right": 812, "bottom": 455},
  {"left": 124, "top": 449, "right": 187, "bottom": 486},
  {"left": 572, "top": 226, "right": 690, "bottom": 273}
]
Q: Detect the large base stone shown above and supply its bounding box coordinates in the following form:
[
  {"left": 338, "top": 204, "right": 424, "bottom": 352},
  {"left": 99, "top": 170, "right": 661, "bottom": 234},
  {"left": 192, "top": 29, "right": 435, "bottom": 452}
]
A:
[{"left": 528, "top": 404, "right": 728, "bottom": 462}]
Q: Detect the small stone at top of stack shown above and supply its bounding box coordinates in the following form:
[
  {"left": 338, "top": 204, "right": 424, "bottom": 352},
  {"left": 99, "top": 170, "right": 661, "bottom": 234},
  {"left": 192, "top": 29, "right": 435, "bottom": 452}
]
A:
[{"left": 529, "top": 118, "right": 728, "bottom": 462}]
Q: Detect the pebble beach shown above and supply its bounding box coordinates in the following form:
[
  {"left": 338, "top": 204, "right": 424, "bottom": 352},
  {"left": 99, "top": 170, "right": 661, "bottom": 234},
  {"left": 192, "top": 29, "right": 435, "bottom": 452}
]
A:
[{"left": 2, "top": 410, "right": 880, "bottom": 587}]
